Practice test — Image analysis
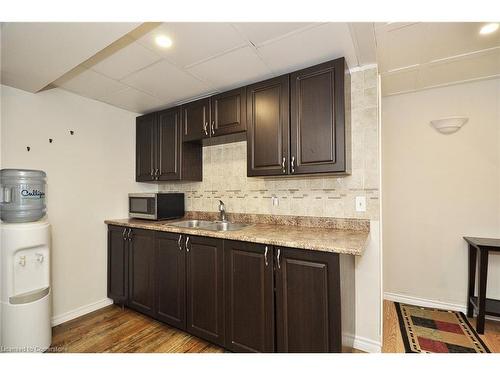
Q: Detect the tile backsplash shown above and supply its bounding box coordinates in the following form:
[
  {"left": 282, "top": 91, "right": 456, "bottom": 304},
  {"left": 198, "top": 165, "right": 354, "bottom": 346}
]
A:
[{"left": 159, "top": 68, "right": 379, "bottom": 221}]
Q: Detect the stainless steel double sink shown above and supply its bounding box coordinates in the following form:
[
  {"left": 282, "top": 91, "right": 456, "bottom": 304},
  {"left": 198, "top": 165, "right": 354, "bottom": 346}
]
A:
[{"left": 168, "top": 219, "right": 250, "bottom": 232}]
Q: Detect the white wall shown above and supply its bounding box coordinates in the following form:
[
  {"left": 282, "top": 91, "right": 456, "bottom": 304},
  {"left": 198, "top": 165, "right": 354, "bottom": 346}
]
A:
[
  {"left": 382, "top": 78, "right": 500, "bottom": 309},
  {"left": 1, "top": 85, "right": 156, "bottom": 322}
]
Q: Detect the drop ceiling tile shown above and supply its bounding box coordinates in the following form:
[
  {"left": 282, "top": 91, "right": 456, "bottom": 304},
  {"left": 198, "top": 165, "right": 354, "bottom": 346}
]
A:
[
  {"left": 134, "top": 22, "right": 248, "bottom": 68},
  {"left": 186, "top": 46, "right": 273, "bottom": 90},
  {"left": 375, "top": 23, "right": 429, "bottom": 73},
  {"left": 232, "top": 22, "right": 316, "bottom": 46},
  {"left": 381, "top": 68, "right": 419, "bottom": 96},
  {"left": 88, "top": 38, "right": 162, "bottom": 80},
  {"left": 55, "top": 67, "right": 128, "bottom": 100},
  {"left": 425, "top": 23, "right": 500, "bottom": 63},
  {"left": 417, "top": 49, "right": 500, "bottom": 90},
  {"left": 256, "top": 23, "right": 357, "bottom": 74},
  {"left": 101, "top": 87, "right": 163, "bottom": 114},
  {"left": 122, "top": 59, "right": 211, "bottom": 102}
]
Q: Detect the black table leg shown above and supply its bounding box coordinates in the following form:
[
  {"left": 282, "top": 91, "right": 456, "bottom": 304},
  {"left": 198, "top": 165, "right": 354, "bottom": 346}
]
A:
[
  {"left": 476, "top": 249, "right": 489, "bottom": 334},
  {"left": 467, "top": 245, "right": 477, "bottom": 317}
]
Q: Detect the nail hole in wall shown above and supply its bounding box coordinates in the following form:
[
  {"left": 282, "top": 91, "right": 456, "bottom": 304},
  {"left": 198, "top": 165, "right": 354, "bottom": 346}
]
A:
[
  {"left": 49, "top": 138, "right": 53, "bottom": 143},
  {"left": 69, "top": 130, "right": 74, "bottom": 135},
  {"left": 27, "top": 146, "right": 31, "bottom": 152}
]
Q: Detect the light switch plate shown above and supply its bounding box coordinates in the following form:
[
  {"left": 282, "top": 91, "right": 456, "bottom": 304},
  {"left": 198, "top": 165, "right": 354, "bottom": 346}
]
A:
[
  {"left": 271, "top": 195, "right": 279, "bottom": 207},
  {"left": 355, "top": 196, "right": 366, "bottom": 212}
]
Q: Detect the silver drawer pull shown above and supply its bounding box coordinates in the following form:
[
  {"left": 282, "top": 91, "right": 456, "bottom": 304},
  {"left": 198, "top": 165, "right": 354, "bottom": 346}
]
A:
[
  {"left": 291, "top": 156, "right": 295, "bottom": 173},
  {"left": 185, "top": 236, "right": 190, "bottom": 252},
  {"left": 264, "top": 246, "right": 269, "bottom": 267},
  {"left": 204, "top": 122, "right": 208, "bottom": 136},
  {"left": 178, "top": 235, "right": 183, "bottom": 251},
  {"left": 281, "top": 157, "right": 286, "bottom": 173},
  {"left": 277, "top": 248, "right": 281, "bottom": 269}
]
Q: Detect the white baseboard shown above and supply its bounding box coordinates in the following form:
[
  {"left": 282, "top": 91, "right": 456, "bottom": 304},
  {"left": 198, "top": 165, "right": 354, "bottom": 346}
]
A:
[
  {"left": 353, "top": 336, "right": 382, "bottom": 353},
  {"left": 51, "top": 298, "right": 114, "bottom": 327},
  {"left": 384, "top": 292, "right": 500, "bottom": 322}
]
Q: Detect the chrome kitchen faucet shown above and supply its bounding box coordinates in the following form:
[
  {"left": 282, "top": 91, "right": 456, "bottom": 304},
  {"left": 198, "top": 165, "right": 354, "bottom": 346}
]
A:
[{"left": 218, "top": 200, "right": 227, "bottom": 222}]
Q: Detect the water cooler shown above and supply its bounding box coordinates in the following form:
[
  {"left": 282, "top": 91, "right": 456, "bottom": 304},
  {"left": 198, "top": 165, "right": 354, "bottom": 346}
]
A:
[{"left": 0, "top": 169, "right": 51, "bottom": 352}]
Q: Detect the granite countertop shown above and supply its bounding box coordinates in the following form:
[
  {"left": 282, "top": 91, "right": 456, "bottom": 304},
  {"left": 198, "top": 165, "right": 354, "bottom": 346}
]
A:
[{"left": 104, "top": 217, "right": 369, "bottom": 256}]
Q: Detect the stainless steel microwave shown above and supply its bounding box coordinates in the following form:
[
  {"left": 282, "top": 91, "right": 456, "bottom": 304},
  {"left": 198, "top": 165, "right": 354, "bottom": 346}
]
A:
[{"left": 128, "top": 193, "right": 184, "bottom": 220}]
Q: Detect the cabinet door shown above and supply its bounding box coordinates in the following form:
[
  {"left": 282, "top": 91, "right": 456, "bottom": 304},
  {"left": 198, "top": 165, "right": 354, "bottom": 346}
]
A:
[
  {"left": 107, "top": 226, "right": 128, "bottom": 304},
  {"left": 186, "top": 235, "right": 224, "bottom": 346},
  {"left": 136, "top": 113, "right": 156, "bottom": 181},
  {"left": 224, "top": 240, "right": 274, "bottom": 352},
  {"left": 157, "top": 107, "right": 182, "bottom": 181},
  {"left": 275, "top": 247, "right": 341, "bottom": 353},
  {"left": 210, "top": 87, "right": 246, "bottom": 137},
  {"left": 128, "top": 228, "right": 156, "bottom": 317},
  {"left": 156, "top": 232, "right": 186, "bottom": 330},
  {"left": 290, "top": 58, "right": 349, "bottom": 174},
  {"left": 247, "top": 75, "right": 289, "bottom": 177},
  {"left": 182, "top": 98, "right": 210, "bottom": 142}
]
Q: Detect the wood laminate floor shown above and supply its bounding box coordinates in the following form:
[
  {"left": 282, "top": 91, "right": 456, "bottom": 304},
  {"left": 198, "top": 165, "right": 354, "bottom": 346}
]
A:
[
  {"left": 50, "top": 305, "right": 224, "bottom": 353},
  {"left": 50, "top": 301, "right": 500, "bottom": 353}
]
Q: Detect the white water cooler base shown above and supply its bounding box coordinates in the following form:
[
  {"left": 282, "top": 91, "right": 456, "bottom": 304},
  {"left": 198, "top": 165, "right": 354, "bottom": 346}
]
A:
[
  {"left": 1, "top": 293, "right": 51, "bottom": 352},
  {"left": 1, "top": 220, "right": 51, "bottom": 352}
]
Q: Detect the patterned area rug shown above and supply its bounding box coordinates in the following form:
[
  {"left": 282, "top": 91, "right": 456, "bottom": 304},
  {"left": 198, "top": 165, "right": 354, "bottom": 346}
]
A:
[{"left": 395, "top": 302, "right": 490, "bottom": 353}]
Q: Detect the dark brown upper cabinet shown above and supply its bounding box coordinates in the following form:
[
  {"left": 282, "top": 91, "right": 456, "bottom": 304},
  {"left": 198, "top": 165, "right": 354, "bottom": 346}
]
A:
[
  {"left": 210, "top": 87, "right": 247, "bottom": 137},
  {"left": 181, "top": 97, "right": 210, "bottom": 142},
  {"left": 290, "top": 58, "right": 351, "bottom": 175},
  {"left": 157, "top": 107, "right": 181, "bottom": 181},
  {"left": 136, "top": 107, "right": 202, "bottom": 182},
  {"left": 224, "top": 240, "right": 275, "bottom": 352},
  {"left": 186, "top": 235, "right": 225, "bottom": 346},
  {"left": 128, "top": 228, "right": 156, "bottom": 317},
  {"left": 156, "top": 231, "right": 186, "bottom": 330},
  {"left": 275, "top": 246, "right": 342, "bottom": 353},
  {"left": 136, "top": 113, "right": 156, "bottom": 182},
  {"left": 247, "top": 57, "right": 351, "bottom": 177},
  {"left": 247, "top": 75, "right": 290, "bottom": 177}
]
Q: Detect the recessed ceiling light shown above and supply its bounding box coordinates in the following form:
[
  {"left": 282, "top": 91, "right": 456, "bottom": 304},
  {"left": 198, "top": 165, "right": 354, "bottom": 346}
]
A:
[
  {"left": 479, "top": 23, "right": 499, "bottom": 35},
  {"left": 155, "top": 35, "right": 173, "bottom": 48}
]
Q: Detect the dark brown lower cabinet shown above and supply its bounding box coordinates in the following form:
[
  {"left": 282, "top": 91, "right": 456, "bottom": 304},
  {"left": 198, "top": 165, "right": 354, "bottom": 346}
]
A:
[
  {"left": 107, "top": 226, "right": 355, "bottom": 353},
  {"left": 128, "top": 228, "right": 156, "bottom": 317},
  {"left": 275, "top": 246, "right": 354, "bottom": 353},
  {"left": 224, "top": 240, "right": 274, "bottom": 352},
  {"left": 107, "top": 225, "right": 129, "bottom": 304},
  {"left": 156, "top": 232, "right": 186, "bottom": 330},
  {"left": 186, "top": 235, "right": 225, "bottom": 346}
]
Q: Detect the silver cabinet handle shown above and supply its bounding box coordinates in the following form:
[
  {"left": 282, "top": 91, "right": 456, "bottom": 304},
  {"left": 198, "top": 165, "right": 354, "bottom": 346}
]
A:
[
  {"left": 127, "top": 228, "right": 132, "bottom": 241},
  {"left": 185, "top": 236, "right": 190, "bottom": 252},
  {"left": 178, "top": 234, "right": 183, "bottom": 251},
  {"left": 203, "top": 122, "right": 208, "bottom": 136},
  {"left": 150, "top": 169, "right": 154, "bottom": 178},
  {"left": 122, "top": 228, "right": 127, "bottom": 240},
  {"left": 155, "top": 168, "right": 160, "bottom": 180},
  {"left": 277, "top": 248, "right": 281, "bottom": 269},
  {"left": 264, "top": 246, "right": 269, "bottom": 267},
  {"left": 211, "top": 121, "right": 215, "bottom": 135},
  {"left": 291, "top": 156, "right": 295, "bottom": 173},
  {"left": 281, "top": 157, "right": 286, "bottom": 174}
]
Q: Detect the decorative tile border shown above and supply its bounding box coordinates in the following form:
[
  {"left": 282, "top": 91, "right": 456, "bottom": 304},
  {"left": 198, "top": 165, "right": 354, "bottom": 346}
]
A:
[{"left": 184, "top": 211, "right": 370, "bottom": 232}]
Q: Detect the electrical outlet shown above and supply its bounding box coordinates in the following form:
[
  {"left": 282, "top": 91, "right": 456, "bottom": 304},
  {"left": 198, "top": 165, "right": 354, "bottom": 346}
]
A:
[
  {"left": 355, "top": 196, "right": 366, "bottom": 212},
  {"left": 271, "top": 195, "right": 279, "bottom": 207}
]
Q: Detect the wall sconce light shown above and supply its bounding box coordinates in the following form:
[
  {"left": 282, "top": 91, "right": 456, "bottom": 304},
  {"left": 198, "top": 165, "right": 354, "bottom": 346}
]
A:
[{"left": 430, "top": 117, "right": 468, "bottom": 134}]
